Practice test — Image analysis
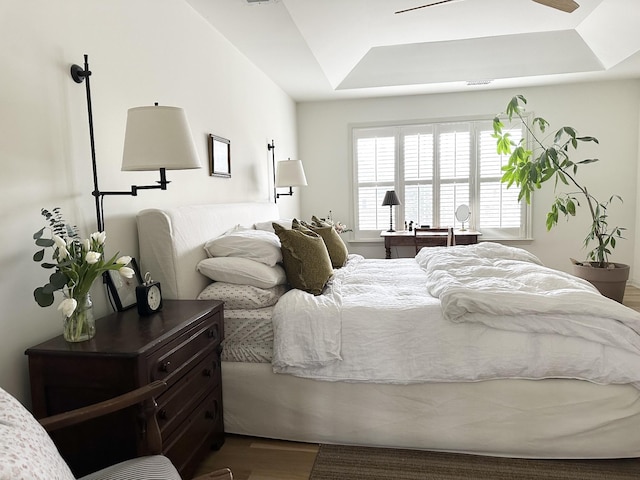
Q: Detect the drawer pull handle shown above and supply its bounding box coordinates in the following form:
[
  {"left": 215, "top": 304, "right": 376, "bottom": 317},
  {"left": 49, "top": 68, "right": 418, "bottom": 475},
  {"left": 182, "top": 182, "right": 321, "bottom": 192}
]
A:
[
  {"left": 205, "top": 400, "right": 219, "bottom": 421},
  {"left": 203, "top": 368, "right": 213, "bottom": 377},
  {"left": 158, "top": 409, "right": 168, "bottom": 420},
  {"left": 159, "top": 361, "right": 171, "bottom": 373},
  {"left": 207, "top": 328, "right": 218, "bottom": 340}
]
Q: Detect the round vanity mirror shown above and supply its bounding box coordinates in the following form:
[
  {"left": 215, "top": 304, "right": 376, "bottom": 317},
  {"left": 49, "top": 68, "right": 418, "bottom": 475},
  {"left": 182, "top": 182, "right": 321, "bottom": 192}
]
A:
[{"left": 455, "top": 204, "right": 471, "bottom": 231}]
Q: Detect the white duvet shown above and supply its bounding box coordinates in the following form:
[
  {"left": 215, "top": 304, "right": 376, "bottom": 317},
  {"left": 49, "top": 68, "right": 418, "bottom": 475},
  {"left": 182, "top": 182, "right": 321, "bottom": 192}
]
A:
[{"left": 272, "top": 245, "right": 640, "bottom": 388}]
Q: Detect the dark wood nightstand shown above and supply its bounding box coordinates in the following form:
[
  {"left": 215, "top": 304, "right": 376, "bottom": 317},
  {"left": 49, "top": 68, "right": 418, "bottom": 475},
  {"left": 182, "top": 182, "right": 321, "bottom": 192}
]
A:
[{"left": 25, "top": 299, "right": 224, "bottom": 479}]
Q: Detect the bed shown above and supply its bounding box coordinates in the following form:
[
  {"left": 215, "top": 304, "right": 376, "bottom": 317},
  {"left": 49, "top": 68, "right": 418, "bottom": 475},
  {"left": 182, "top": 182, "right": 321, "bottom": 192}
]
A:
[{"left": 137, "top": 202, "right": 640, "bottom": 459}]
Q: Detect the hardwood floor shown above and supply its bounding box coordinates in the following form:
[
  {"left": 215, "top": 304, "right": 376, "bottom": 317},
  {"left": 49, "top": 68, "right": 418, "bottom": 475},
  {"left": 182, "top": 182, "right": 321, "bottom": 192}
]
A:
[
  {"left": 194, "top": 285, "right": 640, "bottom": 480},
  {"left": 623, "top": 284, "right": 640, "bottom": 311},
  {"left": 193, "top": 435, "right": 318, "bottom": 480}
]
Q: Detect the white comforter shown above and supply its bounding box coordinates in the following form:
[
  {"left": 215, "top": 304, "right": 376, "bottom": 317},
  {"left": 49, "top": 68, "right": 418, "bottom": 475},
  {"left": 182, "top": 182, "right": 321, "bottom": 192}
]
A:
[{"left": 272, "top": 245, "right": 640, "bottom": 388}]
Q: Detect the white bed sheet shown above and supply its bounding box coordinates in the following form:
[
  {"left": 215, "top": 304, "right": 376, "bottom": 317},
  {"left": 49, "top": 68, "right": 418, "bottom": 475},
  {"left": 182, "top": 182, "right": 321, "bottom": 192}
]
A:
[{"left": 222, "top": 307, "right": 274, "bottom": 363}]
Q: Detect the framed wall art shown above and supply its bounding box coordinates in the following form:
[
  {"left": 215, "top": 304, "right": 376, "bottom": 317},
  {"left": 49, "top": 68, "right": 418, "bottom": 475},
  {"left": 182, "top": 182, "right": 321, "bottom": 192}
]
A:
[
  {"left": 105, "top": 257, "right": 143, "bottom": 311},
  {"left": 209, "top": 134, "right": 231, "bottom": 177}
]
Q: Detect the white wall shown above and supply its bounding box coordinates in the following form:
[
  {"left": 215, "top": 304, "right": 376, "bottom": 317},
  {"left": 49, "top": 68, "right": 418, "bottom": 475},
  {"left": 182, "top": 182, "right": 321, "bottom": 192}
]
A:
[
  {"left": 297, "top": 81, "right": 640, "bottom": 283},
  {"left": 0, "top": 0, "right": 298, "bottom": 403}
]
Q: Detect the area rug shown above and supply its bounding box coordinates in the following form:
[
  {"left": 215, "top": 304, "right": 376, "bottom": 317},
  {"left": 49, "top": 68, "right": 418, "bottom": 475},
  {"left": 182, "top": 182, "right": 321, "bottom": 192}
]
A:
[{"left": 309, "top": 444, "right": 640, "bottom": 480}]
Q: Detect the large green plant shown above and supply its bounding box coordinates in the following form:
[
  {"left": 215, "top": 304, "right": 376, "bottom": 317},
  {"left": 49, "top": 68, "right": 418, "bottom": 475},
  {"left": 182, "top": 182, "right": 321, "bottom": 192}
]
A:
[{"left": 493, "top": 95, "right": 624, "bottom": 267}]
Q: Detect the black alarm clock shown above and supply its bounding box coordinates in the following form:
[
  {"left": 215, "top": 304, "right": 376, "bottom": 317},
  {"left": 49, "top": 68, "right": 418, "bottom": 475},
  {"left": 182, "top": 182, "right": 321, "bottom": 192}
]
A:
[{"left": 136, "top": 272, "right": 163, "bottom": 316}]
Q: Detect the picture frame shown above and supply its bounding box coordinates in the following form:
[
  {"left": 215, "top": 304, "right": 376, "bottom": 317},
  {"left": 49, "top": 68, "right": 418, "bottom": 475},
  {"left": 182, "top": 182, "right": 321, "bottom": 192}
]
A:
[
  {"left": 209, "top": 134, "right": 231, "bottom": 177},
  {"left": 105, "top": 257, "right": 143, "bottom": 311}
]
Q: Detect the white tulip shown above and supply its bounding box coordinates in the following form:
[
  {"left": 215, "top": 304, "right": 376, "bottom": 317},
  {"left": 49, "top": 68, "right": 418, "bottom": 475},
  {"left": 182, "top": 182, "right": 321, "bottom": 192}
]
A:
[
  {"left": 52, "top": 235, "right": 66, "bottom": 249},
  {"left": 118, "top": 266, "right": 135, "bottom": 279},
  {"left": 85, "top": 251, "right": 101, "bottom": 264},
  {"left": 52, "top": 235, "right": 69, "bottom": 260},
  {"left": 58, "top": 297, "right": 78, "bottom": 318},
  {"left": 82, "top": 238, "right": 90, "bottom": 252},
  {"left": 116, "top": 255, "right": 132, "bottom": 266},
  {"left": 90, "top": 231, "right": 107, "bottom": 245}
]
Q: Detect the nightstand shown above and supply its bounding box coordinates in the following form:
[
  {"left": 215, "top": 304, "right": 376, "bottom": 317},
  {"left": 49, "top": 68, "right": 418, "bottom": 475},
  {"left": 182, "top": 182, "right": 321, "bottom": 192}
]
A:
[{"left": 25, "top": 299, "right": 224, "bottom": 479}]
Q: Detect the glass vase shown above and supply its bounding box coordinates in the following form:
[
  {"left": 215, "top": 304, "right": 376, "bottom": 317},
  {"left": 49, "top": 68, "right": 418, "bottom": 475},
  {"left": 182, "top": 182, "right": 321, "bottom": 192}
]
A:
[{"left": 63, "top": 293, "right": 96, "bottom": 342}]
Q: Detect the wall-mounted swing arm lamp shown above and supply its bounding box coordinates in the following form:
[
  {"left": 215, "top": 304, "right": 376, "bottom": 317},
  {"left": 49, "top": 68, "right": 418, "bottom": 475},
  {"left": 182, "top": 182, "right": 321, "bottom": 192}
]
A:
[
  {"left": 268, "top": 140, "right": 307, "bottom": 202},
  {"left": 71, "top": 54, "right": 201, "bottom": 232}
]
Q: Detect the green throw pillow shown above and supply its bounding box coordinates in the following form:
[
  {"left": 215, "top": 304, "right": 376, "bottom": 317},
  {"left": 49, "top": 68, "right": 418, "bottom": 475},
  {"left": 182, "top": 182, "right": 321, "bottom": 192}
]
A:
[
  {"left": 298, "top": 220, "right": 348, "bottom": 268},
  {"left": 273, "top": 222, "right": 333, "bottom": 295},
  {"left": 311, "top": 215, "right": 331, "bottom": 227}
]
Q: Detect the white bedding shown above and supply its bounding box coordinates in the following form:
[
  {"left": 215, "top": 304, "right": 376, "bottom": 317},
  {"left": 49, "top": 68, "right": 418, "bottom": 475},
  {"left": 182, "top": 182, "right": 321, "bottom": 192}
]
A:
[
  {"left": 419, "top": 243, "right": 640, "bottom": 354},
  {"left": 272, "top": 247, "right": 640, "bottom": 388}
]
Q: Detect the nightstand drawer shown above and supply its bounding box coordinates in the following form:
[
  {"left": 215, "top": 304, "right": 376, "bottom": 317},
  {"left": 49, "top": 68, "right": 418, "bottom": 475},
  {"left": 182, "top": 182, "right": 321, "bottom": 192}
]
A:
[
  {"left": 164, "top": 387, "right": 223, "bottom": 478},
  {"left": 156, "top": 350, "right": 221, "bottom": 439},
  {"left": 150, "top": 312, "right": 222, "bottom": 384}
]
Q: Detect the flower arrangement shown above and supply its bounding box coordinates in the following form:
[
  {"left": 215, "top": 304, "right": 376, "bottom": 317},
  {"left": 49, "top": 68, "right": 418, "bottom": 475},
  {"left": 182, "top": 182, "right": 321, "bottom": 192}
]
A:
[
  {"left": 32, "top": 208, "right": 134, "bottom": 340},
  {"left": 324, "top": 211, "right": 352, "bottom": 234}
]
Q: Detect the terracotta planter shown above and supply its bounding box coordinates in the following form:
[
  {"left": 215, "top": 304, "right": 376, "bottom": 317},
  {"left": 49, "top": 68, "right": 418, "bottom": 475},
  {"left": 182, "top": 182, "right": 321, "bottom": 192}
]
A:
[{"left": 571, "top": 262, "right": 630, "bottom": 303}]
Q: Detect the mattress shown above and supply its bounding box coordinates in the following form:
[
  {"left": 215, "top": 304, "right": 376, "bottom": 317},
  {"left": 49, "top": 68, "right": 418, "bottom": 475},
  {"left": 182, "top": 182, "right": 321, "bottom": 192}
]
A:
[{"left": 221, "top": 307, "right": 274, "bottom": 363}]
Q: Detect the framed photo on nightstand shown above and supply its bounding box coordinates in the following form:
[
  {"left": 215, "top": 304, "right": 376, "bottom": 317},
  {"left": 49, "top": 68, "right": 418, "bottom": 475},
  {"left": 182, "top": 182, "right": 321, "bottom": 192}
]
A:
[{"left": 106, "top": 257, "right": 142, "bottom": 311}]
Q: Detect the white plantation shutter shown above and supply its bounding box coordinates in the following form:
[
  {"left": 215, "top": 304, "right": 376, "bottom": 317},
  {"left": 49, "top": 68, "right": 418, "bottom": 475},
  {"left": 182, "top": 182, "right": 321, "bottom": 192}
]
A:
[
  {"left": 353, "top": 128, "right": 397, "bottom": 231},
  {"left": 438, "top": 124, "right": 471, "bottom": 228},
  {"left": 352, "top": 118, "right": 528, "bottom": 240},
  {"left": 403, "top": 127, "right": 434, "bottom": 227},
  {"left": 476, "top": 122, "right": 526, "bottom": 238}
]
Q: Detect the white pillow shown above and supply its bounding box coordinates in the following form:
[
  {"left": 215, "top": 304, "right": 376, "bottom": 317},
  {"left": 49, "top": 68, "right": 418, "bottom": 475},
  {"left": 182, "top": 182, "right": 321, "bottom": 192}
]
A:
[
  {"left": 197, "top": 257, "right": 287, "bottom": 289},
  {"left": 197, "top": 282, "right": 287, "bottom": 309},
  {"left": 0, "top": 387, "right": 75, "bottom": 480},
  {"left": 254, "top": 219, "right": 293, "bottom": 233},
  {"left": 204, "top": 229, "right": 282, "bottom": 267}
]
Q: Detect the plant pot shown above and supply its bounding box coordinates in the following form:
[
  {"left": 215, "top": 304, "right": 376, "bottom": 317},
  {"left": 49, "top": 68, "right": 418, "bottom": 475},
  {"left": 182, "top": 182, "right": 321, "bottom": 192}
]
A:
[{"left": 571, "top": 262, "right": 630, "bottom": 304}]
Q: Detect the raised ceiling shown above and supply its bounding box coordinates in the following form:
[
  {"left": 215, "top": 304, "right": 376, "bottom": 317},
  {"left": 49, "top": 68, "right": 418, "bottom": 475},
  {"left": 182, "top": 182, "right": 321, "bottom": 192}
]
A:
[{"left": 186, "top": 0, "right": 640, "bottom": 101}]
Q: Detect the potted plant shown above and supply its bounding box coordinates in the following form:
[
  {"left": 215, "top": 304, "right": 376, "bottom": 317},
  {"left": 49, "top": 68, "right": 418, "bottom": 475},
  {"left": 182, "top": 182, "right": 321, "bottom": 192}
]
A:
[{"left": 493, "top": 95, "right": 628, "bottom": 302}]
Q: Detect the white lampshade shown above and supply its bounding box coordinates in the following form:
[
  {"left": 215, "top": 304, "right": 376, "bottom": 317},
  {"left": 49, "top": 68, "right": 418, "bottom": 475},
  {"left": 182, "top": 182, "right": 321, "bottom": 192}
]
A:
[
  {"left": 275, "top": 159, "right": 307, "bottom": 187},
  {"left": 121, "top": 105, "right": 201, "bottom": 171}
]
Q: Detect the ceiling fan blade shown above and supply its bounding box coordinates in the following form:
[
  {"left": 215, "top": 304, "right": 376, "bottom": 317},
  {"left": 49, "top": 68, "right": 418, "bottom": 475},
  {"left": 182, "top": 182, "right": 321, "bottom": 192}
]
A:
[
  {"left": 395, "top": 0, "right": 459, "bottom": 15},
  {"left": 531, "top": 0, "right": 579, "bottom": 13}
]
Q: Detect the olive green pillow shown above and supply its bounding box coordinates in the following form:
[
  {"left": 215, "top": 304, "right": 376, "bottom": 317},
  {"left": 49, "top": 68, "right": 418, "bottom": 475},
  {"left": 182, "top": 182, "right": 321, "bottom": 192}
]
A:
[
  {"left": 311, "top": 215, "right": 330, "bottom": 227},
  {"left": 273, "top": 223, "right": 333, "bottom": 295},
  {"left": 298, "top": 220, "right": 348, "bottom": 268}
]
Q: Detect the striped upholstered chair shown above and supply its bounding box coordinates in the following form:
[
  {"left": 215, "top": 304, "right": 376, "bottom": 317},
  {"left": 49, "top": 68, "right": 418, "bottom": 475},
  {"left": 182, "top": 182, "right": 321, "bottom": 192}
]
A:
[{"left": 0, "top": 381, "right": 232, "bottom": 480}]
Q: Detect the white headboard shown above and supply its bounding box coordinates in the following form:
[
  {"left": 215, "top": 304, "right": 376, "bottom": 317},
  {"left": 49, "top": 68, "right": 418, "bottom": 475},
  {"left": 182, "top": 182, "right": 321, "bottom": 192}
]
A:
[{"left": 137, "top": 202, "right": 280, "bottom": 300}]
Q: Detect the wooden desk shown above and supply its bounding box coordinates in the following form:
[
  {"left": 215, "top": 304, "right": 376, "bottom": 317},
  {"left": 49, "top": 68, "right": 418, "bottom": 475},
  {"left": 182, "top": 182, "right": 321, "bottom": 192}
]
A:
[{"left": 380, "top": 230, "right": 480, "bottom": 259}]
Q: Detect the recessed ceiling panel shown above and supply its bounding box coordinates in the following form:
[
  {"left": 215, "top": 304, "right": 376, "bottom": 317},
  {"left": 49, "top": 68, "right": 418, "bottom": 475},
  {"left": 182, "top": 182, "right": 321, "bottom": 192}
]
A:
[{"left": 338, "top": 30, "right": 604, "bottom": 90}]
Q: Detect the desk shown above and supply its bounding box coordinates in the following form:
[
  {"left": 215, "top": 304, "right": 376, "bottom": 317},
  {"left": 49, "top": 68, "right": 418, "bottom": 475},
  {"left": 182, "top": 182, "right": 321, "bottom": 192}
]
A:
[{"left": 380, "top": 230, "right": 481, "bottom": 259}]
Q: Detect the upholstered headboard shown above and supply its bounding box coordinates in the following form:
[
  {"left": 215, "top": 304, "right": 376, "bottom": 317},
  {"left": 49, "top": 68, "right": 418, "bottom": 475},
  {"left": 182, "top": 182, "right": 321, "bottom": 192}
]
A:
[{"left": 137, "top": 202, "right": 280, "bottom": 300}]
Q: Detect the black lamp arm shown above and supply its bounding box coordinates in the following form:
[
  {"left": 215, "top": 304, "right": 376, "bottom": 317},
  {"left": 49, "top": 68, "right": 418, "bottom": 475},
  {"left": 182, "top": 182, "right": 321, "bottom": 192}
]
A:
[
  {"left": 268, "top": 140, "right": 277, "bottom": 202},
  {"left": 94, "top": 168, "right": 170, "bottom": 197},
  {"left": 276, "top": 187, "right": 294, "bottom": 199}
]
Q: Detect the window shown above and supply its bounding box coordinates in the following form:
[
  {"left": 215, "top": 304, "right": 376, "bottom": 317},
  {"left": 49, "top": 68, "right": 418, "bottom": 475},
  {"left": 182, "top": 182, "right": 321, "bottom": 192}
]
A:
[{"left": 352, "top": 119, "right": 528, "bottom": 240}]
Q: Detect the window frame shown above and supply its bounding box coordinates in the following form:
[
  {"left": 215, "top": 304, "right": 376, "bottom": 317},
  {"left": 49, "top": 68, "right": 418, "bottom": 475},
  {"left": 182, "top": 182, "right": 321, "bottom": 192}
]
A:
[{"left": 350, "top": 115, "right": 531, "bottom": 242}]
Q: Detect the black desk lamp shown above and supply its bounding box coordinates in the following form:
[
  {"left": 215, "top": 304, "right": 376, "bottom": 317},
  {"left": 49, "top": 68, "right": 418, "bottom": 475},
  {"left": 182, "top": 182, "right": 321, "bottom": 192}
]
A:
[{"left": 382, "top": 190, "right": 401, "bottom": 232}]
